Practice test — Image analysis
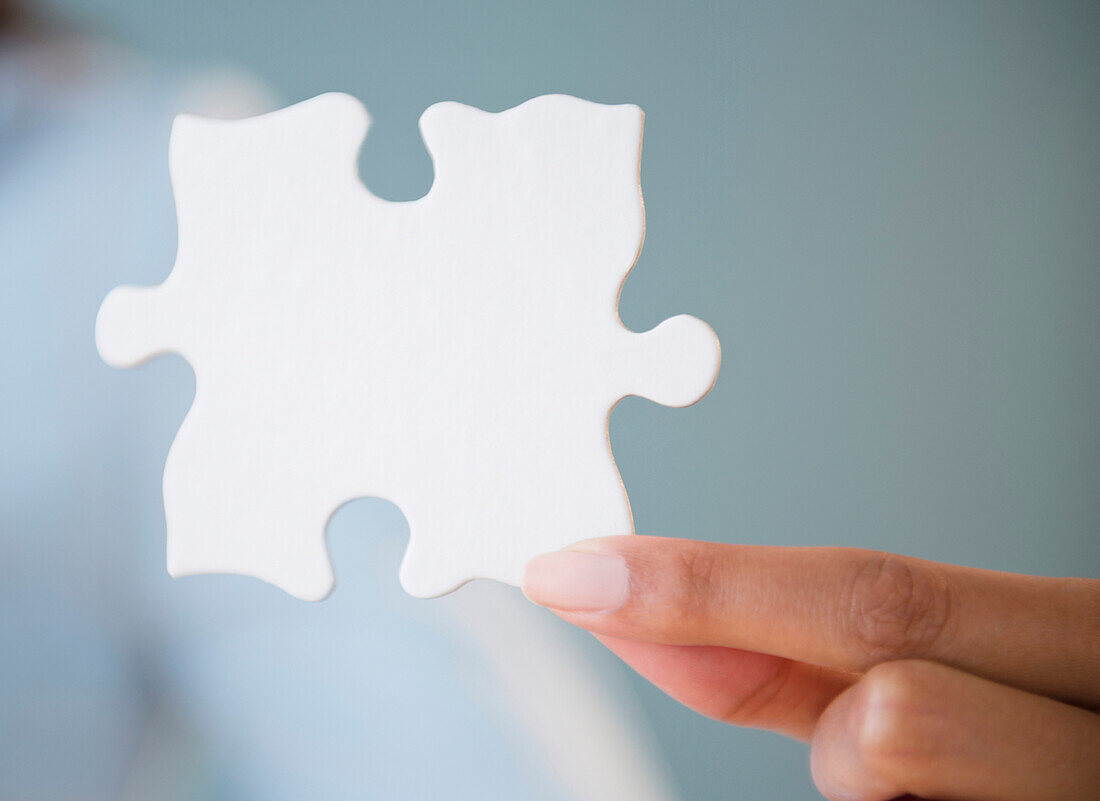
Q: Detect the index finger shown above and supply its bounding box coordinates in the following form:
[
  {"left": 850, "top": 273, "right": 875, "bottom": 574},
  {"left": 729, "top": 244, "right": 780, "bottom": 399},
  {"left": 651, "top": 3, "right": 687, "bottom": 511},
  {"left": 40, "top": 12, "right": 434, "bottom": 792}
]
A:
[{"left": 522, "top": 536, "right": 1100, "bottom": 706}]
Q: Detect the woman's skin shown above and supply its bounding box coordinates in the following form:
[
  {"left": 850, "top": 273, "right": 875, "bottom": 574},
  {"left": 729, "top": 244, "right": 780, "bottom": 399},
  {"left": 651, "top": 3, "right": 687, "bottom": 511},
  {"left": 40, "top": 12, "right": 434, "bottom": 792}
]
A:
[{"left": 523, "top": 537, "right": 1100, "bottom": 800}]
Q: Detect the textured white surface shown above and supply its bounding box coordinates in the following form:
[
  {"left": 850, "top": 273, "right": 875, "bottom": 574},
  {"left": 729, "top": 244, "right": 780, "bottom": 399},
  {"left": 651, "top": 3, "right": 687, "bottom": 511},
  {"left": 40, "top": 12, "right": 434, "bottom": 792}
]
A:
[{"left": 96, "top": 92, "right": 720, "bottom": 600}]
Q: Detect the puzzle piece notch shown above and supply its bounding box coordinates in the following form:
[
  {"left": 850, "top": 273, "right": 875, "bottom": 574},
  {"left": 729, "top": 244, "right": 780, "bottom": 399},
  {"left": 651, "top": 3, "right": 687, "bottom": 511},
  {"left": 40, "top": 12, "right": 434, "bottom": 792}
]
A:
[{"left": 96, "top": 93, "right": 720, "bottom": 600}]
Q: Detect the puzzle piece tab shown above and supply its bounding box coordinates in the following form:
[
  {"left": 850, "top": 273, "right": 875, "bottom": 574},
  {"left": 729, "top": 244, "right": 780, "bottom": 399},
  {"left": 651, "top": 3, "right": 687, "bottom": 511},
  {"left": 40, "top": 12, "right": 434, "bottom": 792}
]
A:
[{"left": 97, "top": 93, "right": 720, "bottom": 599}]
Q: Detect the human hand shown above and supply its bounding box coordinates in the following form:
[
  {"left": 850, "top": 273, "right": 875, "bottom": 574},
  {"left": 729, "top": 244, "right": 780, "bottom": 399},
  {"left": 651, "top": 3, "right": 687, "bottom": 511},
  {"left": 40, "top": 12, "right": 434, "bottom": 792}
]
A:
[{"left": 522, "top": 537, "right": 1100, "bottom": 800}]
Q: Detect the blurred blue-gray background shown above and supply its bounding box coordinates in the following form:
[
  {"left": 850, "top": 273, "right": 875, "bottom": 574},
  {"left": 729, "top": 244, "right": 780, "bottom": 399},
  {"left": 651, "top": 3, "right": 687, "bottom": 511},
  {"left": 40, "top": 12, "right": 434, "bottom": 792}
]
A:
[{"left": 7, "top": 1, "right": 1100, "bottom": 798}]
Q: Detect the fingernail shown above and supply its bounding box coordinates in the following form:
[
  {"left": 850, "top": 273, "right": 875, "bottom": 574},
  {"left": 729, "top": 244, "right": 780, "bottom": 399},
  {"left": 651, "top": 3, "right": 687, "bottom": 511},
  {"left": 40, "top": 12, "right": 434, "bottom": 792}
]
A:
[{"left": 522, "top": 549, "right": 629, "bottom": 612}]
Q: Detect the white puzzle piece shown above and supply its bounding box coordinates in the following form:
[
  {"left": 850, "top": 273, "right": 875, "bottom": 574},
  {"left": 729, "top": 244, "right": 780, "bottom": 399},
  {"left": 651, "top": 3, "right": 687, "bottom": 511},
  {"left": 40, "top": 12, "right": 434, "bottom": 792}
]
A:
[{"left": 96, "top": 93, "right": 720, "bottom": 600}]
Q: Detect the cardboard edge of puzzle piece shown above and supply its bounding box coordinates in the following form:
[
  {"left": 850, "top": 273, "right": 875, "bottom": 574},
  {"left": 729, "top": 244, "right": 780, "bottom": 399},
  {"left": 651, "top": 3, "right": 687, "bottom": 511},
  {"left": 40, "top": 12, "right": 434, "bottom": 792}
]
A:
[{"left": 95, "top": 92, "right": 721, "bottom": 601}]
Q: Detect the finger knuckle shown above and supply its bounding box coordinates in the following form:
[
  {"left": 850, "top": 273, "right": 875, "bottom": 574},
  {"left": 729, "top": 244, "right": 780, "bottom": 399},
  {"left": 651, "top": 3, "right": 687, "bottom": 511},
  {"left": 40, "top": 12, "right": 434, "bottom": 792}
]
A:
[
  {"left": 849, "top": 661, "right": 931, "bottom": 781},
  {"left": 665, "top": 547, "right": 721, "bottom": 634},
  {"left": 719, "top": 658, "right": 796, "bottom": 726},
  {"left": 845, "top": 552, "right": 954, "bottom": 663}
]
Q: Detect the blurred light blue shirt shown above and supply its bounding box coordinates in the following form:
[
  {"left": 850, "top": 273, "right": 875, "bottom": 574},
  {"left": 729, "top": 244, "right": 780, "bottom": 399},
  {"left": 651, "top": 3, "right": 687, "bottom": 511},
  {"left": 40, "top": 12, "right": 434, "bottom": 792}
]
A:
[{"left": 0, "top": 35, "right": 674, "bottom": 801}]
